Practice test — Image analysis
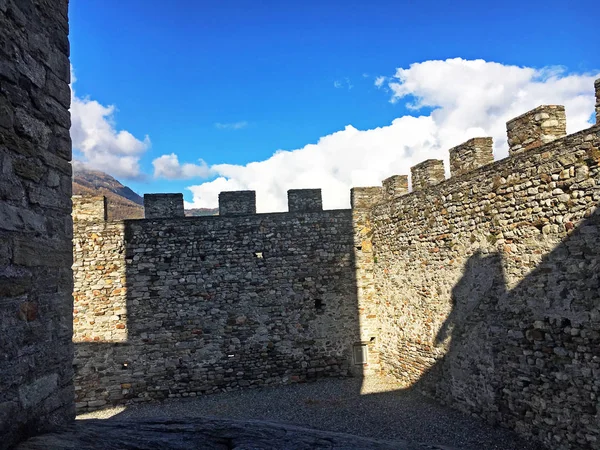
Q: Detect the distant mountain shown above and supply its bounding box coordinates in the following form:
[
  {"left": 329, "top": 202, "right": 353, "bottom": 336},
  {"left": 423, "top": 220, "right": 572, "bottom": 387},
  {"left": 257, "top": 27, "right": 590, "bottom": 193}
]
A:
[
  {"left": 186, "top": 208, "right": 219, "bottom": 217},
  {"left": 72, "top": 165, "right": 144, "bottom": 220},
  {"left": 73, "top": 165, "right": 220, "bottom": 220}
]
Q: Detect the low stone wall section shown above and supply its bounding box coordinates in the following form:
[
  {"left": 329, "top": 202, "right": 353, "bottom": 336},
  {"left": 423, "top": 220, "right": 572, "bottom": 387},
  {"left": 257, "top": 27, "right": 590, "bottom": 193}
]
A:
[{"left": 73, "top": 210, "right": 362, "bottom": 412}]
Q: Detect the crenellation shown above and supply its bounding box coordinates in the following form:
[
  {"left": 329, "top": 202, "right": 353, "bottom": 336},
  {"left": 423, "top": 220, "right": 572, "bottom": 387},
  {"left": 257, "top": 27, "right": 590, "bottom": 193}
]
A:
[
  {"left": 72, "top": 195, "right": 107, "bottom": 222},
  {"left": 410, "top": 159, "right": 445, "bottom": 191},
  {"left": 595, "top": 78, "right": 600, "bottom": 124},
  {"left": 382, "top": 175, "right": 408, "bottom": 200},
  {"left": 448, "top": 137, "right": 493, "bottom": 177},
  {"left": 219, "top": 190, "right": 256, "bottom": 215},
  {"left": 144, "top": 193, "right": 184, "bottom": 219},
  {"left": 506, "top": 105, "right": 566, "bottom": 155},
  {"left": 350, "top": 186, "right": 383, "bottom": 209},
  {"left": 288, "top": 189, "right": 323, "bottom": 212}
]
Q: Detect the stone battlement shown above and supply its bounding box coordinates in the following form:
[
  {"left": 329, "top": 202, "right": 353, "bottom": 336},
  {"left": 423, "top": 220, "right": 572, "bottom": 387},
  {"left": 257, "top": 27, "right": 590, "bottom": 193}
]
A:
[{"left": 71, "top": 80, "right": 600, "bottom": 450}]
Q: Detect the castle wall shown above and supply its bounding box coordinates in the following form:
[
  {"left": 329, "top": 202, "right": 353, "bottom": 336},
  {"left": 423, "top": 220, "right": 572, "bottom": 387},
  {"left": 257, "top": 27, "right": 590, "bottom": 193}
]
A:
[
  {"left": 73, "top": 209, "right": 363, "bottom": 411},
  {"left": 0, "top": 1, "right": 73, "bottom": 447},
  {"left": 371, "top": 123, "right": 600, "bottom": 448}
]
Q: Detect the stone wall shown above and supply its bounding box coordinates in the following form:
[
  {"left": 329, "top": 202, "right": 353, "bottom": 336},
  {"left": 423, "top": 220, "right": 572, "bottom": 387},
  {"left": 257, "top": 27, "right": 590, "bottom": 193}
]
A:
[
  {"left": 410, "top": 159, "right": 445, "bottom": 191},
  {"left": 218, "top": 190, "right": 256, "bottom": 216},
  {"left": 449, "top": 137, "right": 494, "bottom": 177},
  {"left": 0, "top": 1, "right": 73, "bottom": 448},
  {"left": 288, "top": 189, "right": 323, "bottom": 212},
  {"left": 72, "top": 195, "right": 107, "bottom": 222},
  {"left": 594, "top": 78, "right": 600, "bottom": 123},
  {"left": 143, "top": 193, "right": 183, "bottom": 219},
  {"left": 73, "top": 206, "right": 363, "bottom": 412},
  {"left": 507, "top": 105, "right": 566, "bottom": 155},
  {"left": 371, "top": 107, "right": 600, "bottom": 449}
]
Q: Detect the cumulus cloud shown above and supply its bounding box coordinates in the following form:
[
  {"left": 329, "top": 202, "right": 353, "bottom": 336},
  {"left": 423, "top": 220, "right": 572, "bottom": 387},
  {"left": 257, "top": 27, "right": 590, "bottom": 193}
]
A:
[
  {"left": 153, "top": 153, "right": 211, "bottom": 179},
  {"left": 374, "top": 76, "right": 386, "bottom": 88},
  {"left": 70, "top": 69, "right": 150, "bottom": 179},
  {"left": 214, "top": 121, "right": 248, "bottom": 130},
  {"left": 184, "top": 58, "right": 598, "bottom": 212}
]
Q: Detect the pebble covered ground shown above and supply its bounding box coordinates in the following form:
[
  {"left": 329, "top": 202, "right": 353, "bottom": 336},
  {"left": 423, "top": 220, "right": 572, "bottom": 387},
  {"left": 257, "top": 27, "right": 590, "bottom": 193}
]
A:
[{"left": 79, "top": 377, "right": 545, "bottom": 449}]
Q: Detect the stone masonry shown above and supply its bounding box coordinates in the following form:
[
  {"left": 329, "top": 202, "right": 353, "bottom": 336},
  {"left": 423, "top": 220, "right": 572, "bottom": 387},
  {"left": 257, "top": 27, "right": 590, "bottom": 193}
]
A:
[
  {"left": 72, "top": 196, "right": 107, "bottom": 222},
  {"left": 596, "top": 78, "right": 600, "bottom": 125},
  {"left": 219, "top": 190, "right": 257, "bottom": 216},
  {"left": 449, "top": 137, "right": 494, "bottom": 177},
  {"left": 0, "top": 1, "right": 73, "bottom": 448},
  {"left": 72, "top": 190, "right": 369, "bottom": 412},
  {"left": 410, "top": 159, "right": 445, "bottom": 191},
  {"left": 143, "top": 193, "right": 183, "bottom": 219},
  {"left": 372, "top": 101, "right": 600, "bottom": 449},
  {"left": 382, "top": 175, "right": 409, "bottom": 201},
  {"left": 507, "top": 105, "right": 566, "bottom": 155},
  {"left": 71, "top": 80, "right": 600, "bottom": 450},
  {"left": 288, "top": 189, "right": 323, "bottom": 212}
]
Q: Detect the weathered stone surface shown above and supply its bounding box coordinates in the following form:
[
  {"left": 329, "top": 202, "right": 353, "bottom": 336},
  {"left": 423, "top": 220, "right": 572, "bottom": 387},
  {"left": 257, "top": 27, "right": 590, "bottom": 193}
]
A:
[
  {"left": 72, "top": 196, "right": 107, "bottom": 222},
  {"left": 595, "top": 78, "right": 600, "bottom": 125},
  {"left": 371, "top": 123, "right": 600, "bottom": 449},
  {"left": 382, "top": 175, "right": 409, "bottom": 200},
  {"left": 288, "top": 189, "right": 322, "bottom": 212},
  {"left": 449, "top": 137, "right": 494, "bottom": 177},
  {"left": 218, "top": 190, "right": 256, "bottom": 216},
  {"left": 143, "top": 193, "right": 184, "bottom": 219},
  {"left": 72, "top": 207, "right": 365, "bottom": 412},
  {"left": 507, "top": 105, "right": 566, "bottom": 155},
  {"left": 0, "top": 1, "right": 73, "bottom": 448},
  {"left": 410, "top": 159, "right": 445, "bottom": 191},
  {"left": 15, "top": 418, "right": 428, "bottom": 450}
]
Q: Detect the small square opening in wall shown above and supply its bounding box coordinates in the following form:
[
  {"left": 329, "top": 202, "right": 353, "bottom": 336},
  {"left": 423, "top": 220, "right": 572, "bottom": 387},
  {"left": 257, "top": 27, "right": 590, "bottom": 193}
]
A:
[
  {"left": 254, "top": 252, "right": 263, "bottom": 259},
  {"left": 353, "top": 343, "right": 368, "bottom": 365}
]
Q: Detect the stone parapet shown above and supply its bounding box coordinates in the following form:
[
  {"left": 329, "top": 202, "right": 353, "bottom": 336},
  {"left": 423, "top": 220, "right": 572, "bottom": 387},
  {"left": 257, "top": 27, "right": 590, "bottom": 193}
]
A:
[
  {"left": 382, "top": 175, "right": 408, "bottom": 201},
  {"left": 449, "top": 137, "right": 494, "bottom": 177},
  {"left": 144, "top": 193, "right": 184, "bottom": 219},
  {"left": 595, "top": 78, "right": 600, "bottom": 124},
  {"left": 410, "top": 159, "right": 445, "bottom": 191},
  {"left": 218, "top": 191, "right": 256, "bottom": 216},
  {"left": 506, "top": 105, "right": 566, "bottom": 155},
  {"left": 72, "top": 196, "right": 107, "bottom": 222},
  {"left": 288, "top": 189, "right": 322, "bottom": 212},
  {"left": 350, "top": 187, "right": 383, "bottom": 209}
]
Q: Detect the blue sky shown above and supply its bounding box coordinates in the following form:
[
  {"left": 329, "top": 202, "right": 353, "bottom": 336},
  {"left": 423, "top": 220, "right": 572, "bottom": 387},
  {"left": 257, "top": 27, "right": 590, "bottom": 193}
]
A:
[{"left": 69, "top": 0, "right": 599, "bottom": 210}]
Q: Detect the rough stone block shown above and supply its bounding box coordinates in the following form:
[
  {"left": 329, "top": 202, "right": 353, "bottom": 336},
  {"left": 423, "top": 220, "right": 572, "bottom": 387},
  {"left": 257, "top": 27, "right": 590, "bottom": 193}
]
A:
[
  {"left": 506, "top": 105, "right": 566, "bottom": 155},
  {"left": 350, "top": 187, "right": 382, "bottom": 209},
  {"left": 72, "top": 196, "right": 107, "bottom": 222},
  {"left": 382, "top": 175, "right": 408, "bottom": 201},
  {"left": 144, "top": 193, "right": 184, "bottom": 219},
  {"left": 218, "top": 191, "right": 256, "bottom": 216},
  {"left": 287, "top": 189, "right": 322, "bottom": 212},
  {"left": 410, "top": 159, "right": 445, "bottom": 191},
  {"left": 449, "top": 137, "right": 494, "bottom": 177},
  {"left": 595, "top": 78, "right": 600, "bottom": 125}
]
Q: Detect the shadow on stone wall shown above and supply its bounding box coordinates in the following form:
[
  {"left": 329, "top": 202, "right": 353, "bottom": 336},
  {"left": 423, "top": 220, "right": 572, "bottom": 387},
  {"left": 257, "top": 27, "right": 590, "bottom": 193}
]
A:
[
  {"left": 73, "top": 211, "right": 365, "bottom": 411},
  {"left": 386, "top": 205, "right": 600, "bottom": 448},
  {"left": 72, "top": 201, "right": 599, "bottom": 449}
]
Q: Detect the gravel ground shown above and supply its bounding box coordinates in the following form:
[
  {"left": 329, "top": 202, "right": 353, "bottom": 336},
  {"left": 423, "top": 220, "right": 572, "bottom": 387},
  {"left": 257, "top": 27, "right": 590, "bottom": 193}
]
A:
[{"left": 79, "top": 377, "right": 545, "bottom": 450}]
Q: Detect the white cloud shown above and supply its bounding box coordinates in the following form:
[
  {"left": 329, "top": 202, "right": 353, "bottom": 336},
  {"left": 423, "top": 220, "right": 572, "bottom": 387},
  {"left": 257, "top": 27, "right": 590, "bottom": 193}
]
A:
[
  {"left": 153, "top": 153, "right": 211, "bottom": 179},
  {"left": 70, "top": 68, "right": 150, "bottom": 180},
  {"left": 374, "top": 76, "right": 386, "bottom": 87},
  {"left": 214, "top": 121, "right": 248, "bottom": 130},
  {"left": 184, "top": 58, "right": 598, "bottom": 212}
]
